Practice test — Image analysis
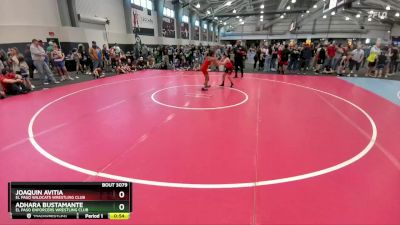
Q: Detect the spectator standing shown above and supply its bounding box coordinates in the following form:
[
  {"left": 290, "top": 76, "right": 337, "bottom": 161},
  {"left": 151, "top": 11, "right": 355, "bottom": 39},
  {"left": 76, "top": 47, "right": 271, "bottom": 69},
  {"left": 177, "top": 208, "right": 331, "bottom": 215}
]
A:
[
  {"left": 375, "top": 50, "right": 387, "bottom": 78},
  {"left": 278, "top": 44, "right": 290, "bottom": 74},
  {"left": 263, "top": 45, "right": 272, "bottom": 72},
  {"left": 315, "top": 44, "right": 326, "bottom": 74},
  {"left": 302, "top": 44, "right": 313, "bottom": 71},
  {"left": 332, "top": 44, "right": 344, "bottom": 70},
  {"left": 348, "top": 44, "right": 364, "bottom": 77},
  {"left": 288, "top": 46, "right": 300, "bottom": 72},
  {"left": 30, "top": 39, "right": 59, "bottom": 85},
  {"left": 388, "top": 46, "right": 398, "bottom": 75},
  {"left": 271, "top": 46, "right": 278, "bottom": 71},
  {"left": 24, "top": 44, "right": 34, "bottom": 79},
  {"left": 253, "top": 47, "right": 261, "bottom": 71},
  {"left": 89, "top": 41, "right": 100, "bottom": 70},
  {"left": 326, "top": 43, "right": 336, "bottom": 70},
  {"left": 366, "top": 40, "right": 381, "bottom": 76},
  {"left": 72, "top": 48, "right": 83, "bottom": 76},
  {"left": 52, "top": 44, "right": 74, "bottom": 81},
  {"left": 102, "top": 44, "right": 111, "bottom": 72}
]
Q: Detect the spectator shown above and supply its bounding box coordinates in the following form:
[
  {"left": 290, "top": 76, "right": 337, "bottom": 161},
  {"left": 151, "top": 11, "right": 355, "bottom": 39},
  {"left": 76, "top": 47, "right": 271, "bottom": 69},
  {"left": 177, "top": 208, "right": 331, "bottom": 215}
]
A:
[
  {"left": 288, "top": 46, "right": 300, "bottom": 72},
  {"left": 18, "top": 56, "right": 35, "bottom": 89},
  {"left": 24, "top": 44, "right": 34, "bottom": 79},
  {"left": 72, "top": 48, "right": 83, "bottom": 76},
  {"left": 89, "top": 41, "right": 100, "bottom": 70},
  {"left": 315, "top": 44, "right": 326, "bottom": 74},
  {"left": 52, "top": 44, "right": 74, "bottom": 81},
  {"left": 375, "top": 50, "right": 387, "bottom": 78},
  {"left": 137, "top": 57, "right": 147, "bottom": 70},
  {"left": 102, "top": 44, "right": 111, "bottom": 72},
  {"left": 366, "top": 40, "right": 381, "bottom": 77},
  {"left": 326, "top": 42, "right": 336, "bottom": 71},
  {"left": 263, "top": 45, "right": 272, "bottom": 72},
  {"left": 0, "top": 69, "right": 30, "bottom": 96},
  {"left": 347, "top": 43, "right": 364, "bottom": 77},
  {"left": 30, "top": 39, "right": 59, "bottom": 85},
  {"left": 332, "top": 44, "right": 344, "bottom": 71},
  {"left": 93, "top": 68, "right": 104, "bottom": 79},
  {"left": 0, "top": 60, "right": 4, "bottom": 72},
  {"left": 278, "top": 44, "right": 290, "bottom": 74},
  {"left": 10, "top": 48, "right": 21, "bottom": 74},
  {"left": 388, "top": 46, "right": 398, "bottom": 75}
]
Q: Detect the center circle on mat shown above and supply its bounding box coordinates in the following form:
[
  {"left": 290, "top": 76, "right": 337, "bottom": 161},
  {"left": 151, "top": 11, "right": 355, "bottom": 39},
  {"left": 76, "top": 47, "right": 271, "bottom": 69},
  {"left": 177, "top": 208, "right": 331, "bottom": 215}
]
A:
[
  {"left": 28, "top": 75, "right": 377, "bottom": 189},
  {"left": 151, "top": 85, "right": 249, "bottom": 110}
]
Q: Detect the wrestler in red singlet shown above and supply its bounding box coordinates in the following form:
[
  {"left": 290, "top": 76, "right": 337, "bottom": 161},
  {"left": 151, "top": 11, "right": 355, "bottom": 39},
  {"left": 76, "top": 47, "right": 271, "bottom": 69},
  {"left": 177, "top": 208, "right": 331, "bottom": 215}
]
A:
[{"left": 200, "top": 52, "right": 216, "bottom": 91}]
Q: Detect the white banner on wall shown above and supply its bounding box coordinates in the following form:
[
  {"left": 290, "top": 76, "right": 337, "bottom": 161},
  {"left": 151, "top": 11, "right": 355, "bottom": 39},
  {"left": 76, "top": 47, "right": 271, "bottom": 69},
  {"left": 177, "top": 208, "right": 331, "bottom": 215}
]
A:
[{"left": 132, "top": 8, "right": 157, "bottom": 36}]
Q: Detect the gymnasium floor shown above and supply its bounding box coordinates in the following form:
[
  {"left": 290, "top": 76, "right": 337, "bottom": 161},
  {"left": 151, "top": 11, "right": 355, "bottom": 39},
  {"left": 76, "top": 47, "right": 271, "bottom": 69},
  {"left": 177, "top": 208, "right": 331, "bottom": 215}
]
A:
[{"left": 1, "top": 70, "right": 399, "bottom": 224}]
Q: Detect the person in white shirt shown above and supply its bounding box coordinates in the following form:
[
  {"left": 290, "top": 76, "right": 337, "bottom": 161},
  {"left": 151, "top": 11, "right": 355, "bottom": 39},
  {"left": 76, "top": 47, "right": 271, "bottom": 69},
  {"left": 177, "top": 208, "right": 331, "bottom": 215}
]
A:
[
  {"left": 348, "top": 43, "right": 364, "bottom": 77},
  {"left": 30, "top": 39, "right": 59, "bottom": 85}
]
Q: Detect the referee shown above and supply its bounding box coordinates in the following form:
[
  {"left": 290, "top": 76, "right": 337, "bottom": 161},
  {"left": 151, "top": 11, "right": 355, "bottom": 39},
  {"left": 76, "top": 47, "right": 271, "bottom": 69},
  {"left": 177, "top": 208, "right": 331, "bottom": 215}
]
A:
[{"left": 233, "top": 40, "right": 246, "bottom": 78}]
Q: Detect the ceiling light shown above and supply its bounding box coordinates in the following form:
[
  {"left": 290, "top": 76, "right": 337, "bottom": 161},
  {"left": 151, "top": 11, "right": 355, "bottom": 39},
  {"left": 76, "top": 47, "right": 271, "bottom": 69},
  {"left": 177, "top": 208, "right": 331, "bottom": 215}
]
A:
[
  {"left": 239, "top": 18, "right": 242, "bottom": 21},
  {"left": 356, "top": 14, "right": 360, "bottom": 18},
  {"left": 369, "top": 10, "right": 374, "bottom": 14},
  {"left": 301, "top": 14, "right": 304, "bottom": 17},
  {"left": 396, "top": 12, "right": 400, "bottom": 17},
  {"left": 323, "top": 15, "right": 327, "bottom": 19},
  {"left": 196, "top": 2, "right": 200, "bottom": 8},
  {"left": 214, "top": 17, "right": 218, "bottom": 20},
  {"left": 280, "top": 15, "right": 284, "bottom": 18},
  {"left": 313, "top": 4, "right": 317, "bottom": 8},
  {"left": 260, "top": 4, "right": 264, "bottom": 9},
  {"left": 240, "top": 21, "right": 244, "bottom": 24},
  {"left": 331, "top": 11, "right": 335, "bottom": 15},
  {"left": 233, "top": 9, "right": 237, "bottom": 13},
  {"left": 236, "top": 16, "right": 239, "bottom": 18},
  {"left": 345, "top": 16, "right": 350, "bottom": 20},
  {"left": 260, "top": 15, "right": 263, "bottom": 18},
  {"left": 386, "top": 5, "right": 391, "bottom": 11},
  {"left": 368, "top": 17, "right": 372, "bottom": 21},
  {"left": 207, "top": 10, "right": 210, "bottom": 14},
  {"left": 226, "top": 1, "right": 232, "bottom": 6},
  {"left": 291, "top": 0, "right": 296, "bottom": 3},
  {"left": 286, "top": 6, "right": 291, "bottom": 10},
  {"left": 260, "top": 19, "right": 263, "bottom": 21},
  {"left": 223, "top": 22, "right": 227, "bottom": 25},
  {"left": 261, "top": 11, "right": 264, "bottom": 14},
  {"left": 306, "top": 10, "right": 310, "bottom": 13}
]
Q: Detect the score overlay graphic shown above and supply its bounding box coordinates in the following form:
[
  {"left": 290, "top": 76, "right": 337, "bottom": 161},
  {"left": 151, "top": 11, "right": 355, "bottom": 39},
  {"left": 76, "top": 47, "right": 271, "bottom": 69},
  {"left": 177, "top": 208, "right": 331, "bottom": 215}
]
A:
[{"left": 8, "top": 182, "right": 132, "bottom": 220}]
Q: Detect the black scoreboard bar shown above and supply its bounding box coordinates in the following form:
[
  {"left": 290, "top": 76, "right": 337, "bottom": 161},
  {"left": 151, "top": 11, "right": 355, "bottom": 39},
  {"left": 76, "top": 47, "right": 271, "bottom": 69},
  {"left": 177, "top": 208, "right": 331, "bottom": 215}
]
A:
[{"left": 8, "top": 182, "right": 132, "bottom": 220}]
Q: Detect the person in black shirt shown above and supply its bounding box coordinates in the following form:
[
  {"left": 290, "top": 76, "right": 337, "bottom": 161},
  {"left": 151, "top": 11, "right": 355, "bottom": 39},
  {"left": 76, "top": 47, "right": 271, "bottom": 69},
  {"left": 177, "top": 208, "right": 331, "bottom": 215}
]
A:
[
  {"left": 315, "top": 44, "right": 326, "bottom": 74},
  {"left": 233, "top": 40, "right": 245, "bottom": 78},
  {"left": 288, "top": 46, "right": 300, "bottom": 72},
  {"left": 253, "top": 47, "right": 261, "bottom": 71},
  {"left": 278, "top": 45, "right": 290, "bottom": 74},
  {"left": 271, "top": 46, "right": 278, "bottom": 71}
]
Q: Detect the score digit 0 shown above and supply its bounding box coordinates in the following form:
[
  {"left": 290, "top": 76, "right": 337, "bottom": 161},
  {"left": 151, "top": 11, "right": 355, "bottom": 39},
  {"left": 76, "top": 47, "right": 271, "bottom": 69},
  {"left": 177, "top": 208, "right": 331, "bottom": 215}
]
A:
[
  {"left": 119, "top": 191, "right": 125, "bottom": 198},
  {"left": 119, "top": 204, "right": 125, "bottom": 211}
]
